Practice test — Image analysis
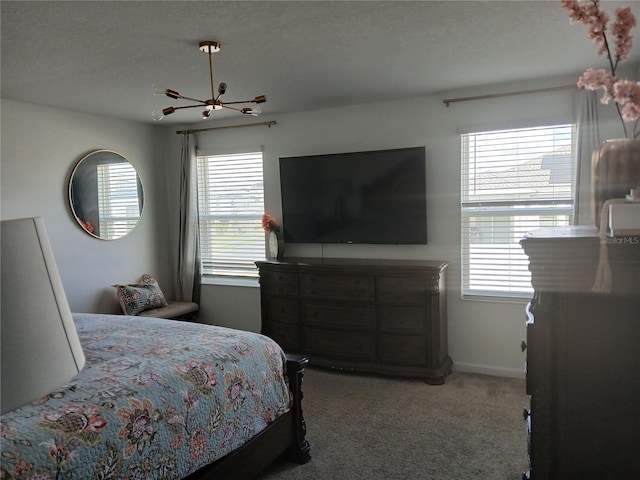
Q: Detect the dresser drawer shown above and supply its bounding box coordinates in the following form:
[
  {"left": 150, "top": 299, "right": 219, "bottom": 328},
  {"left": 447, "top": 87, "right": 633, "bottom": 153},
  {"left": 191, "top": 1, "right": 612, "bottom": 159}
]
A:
[
  {"left": 265, "top": 322, "right": 300, "bottom": 352},
  {"left": 379, "top": 334, "right": 427, "bottom": 365},
  {"left": 303, "top": 327, "right": 376, "bottom": 361},
  {"left": 303, "top": 302, "right": 376, "bottom": 330},
  {"left": 379, "top": 306, "right": 427, "bottom": 334},
  {"left": 377, "top": 276, "right": 427, "bottom": 304},
  {"left": 300, "top": 274, "right": 375, "bottom": 301},
  {"left": 262, "top": 271, "right": 298, "bottom": 296},
  {"left": 267, "top": 297, "right": 299, "bottom": 325}
]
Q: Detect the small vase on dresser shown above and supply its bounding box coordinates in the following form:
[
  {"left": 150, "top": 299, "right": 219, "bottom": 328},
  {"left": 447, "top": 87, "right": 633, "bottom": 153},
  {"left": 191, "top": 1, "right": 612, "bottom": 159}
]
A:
[{"left": 267, "top": 230, "right": 285, "bottom": 260}]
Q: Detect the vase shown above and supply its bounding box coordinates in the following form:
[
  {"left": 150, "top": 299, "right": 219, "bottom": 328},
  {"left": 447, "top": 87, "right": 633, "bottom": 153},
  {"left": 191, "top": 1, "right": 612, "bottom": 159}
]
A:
[
  {"left": 591, "top": 138, "right": 640, "bottom": 228},
  {"left": 267, "top": 230, "right": 285, "bottom": 260}
]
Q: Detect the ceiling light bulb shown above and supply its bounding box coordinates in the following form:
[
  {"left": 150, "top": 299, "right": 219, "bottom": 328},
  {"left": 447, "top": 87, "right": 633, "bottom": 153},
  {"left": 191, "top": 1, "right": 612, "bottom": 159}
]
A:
[
  {"left": 202, "top": 109, "right": 210, "bottom": 119},
  {"left": 242, "top": 106, "right": 261, "bottom": 116},
  {"left": 253, "top": 95, "right": 267, "bottom": 104},
  {"left": 152, "top": 84, "right": 167, "bottom": 95},
  {"left": 152, "top": 109, "right": 164, "bottom": 121},
  {"left": 218, "top": 82, "right": 227, "bottom": 95}
]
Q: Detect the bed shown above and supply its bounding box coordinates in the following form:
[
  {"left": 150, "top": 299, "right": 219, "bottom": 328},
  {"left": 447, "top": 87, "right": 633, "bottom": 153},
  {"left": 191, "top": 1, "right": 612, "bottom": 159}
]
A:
[{"left": 0, "top": 313, "right": 310, "bottom": 480}]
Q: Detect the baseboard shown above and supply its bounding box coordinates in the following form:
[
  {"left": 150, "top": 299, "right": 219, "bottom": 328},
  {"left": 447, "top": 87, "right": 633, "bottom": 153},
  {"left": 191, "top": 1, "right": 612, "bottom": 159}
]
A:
[{"left": 453, "top": 362, "right": 525, "bottom": 379}]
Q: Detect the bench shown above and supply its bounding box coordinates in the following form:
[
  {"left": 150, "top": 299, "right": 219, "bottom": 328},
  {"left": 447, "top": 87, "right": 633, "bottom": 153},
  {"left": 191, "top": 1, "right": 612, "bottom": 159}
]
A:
[{"left": 137, "top": 301, "right": 199, "bottom": 321}]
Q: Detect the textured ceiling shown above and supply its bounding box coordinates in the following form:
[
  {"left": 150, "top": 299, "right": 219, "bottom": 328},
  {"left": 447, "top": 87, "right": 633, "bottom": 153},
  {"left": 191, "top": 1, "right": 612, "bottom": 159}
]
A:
[{"left": 2, "top": 0, "right": 639, "bottom": 125}]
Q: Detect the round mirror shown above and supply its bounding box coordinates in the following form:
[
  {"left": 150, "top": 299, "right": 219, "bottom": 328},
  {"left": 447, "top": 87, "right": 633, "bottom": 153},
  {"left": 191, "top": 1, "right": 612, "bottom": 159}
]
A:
[{"left": 69, "top": 150, "right": 144, "bottom": 240}]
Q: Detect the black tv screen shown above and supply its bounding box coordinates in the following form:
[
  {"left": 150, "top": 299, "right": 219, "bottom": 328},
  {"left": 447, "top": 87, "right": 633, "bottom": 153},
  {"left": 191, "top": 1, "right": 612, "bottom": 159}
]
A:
[{"left": 279, "top": 147, "right": 427, "bottom": 244}]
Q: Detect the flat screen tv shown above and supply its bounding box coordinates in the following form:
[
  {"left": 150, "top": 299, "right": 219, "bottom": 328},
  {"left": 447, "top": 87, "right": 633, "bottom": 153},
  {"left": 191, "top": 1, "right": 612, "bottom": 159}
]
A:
[{"left": 279, "top": 146, "right": 427, "bottom": 244}]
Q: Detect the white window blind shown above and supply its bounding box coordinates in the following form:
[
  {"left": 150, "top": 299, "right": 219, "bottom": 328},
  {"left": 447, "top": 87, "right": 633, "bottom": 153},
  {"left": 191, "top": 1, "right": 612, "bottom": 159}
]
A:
[
  {"left": 97, "top": 162, "right": 141, "bottom": 239},
  {"left": 197, "top": 152, "right": 265, "bottom": 278},
  {"left": 461, "top": 124, "right": 576, "bottom": 298}
]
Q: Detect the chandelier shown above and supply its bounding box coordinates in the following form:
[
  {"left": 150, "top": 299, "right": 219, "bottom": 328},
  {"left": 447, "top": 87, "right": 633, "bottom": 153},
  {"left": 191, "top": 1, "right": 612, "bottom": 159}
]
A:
[{"left": 152, "top": 41, "right": 266, "bottom": 121}]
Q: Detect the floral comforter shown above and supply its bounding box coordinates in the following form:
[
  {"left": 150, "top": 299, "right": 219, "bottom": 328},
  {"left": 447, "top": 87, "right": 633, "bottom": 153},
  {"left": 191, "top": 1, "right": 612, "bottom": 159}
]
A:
[{"left": 1, "top": 313, "right": 291, "bottom": 480}]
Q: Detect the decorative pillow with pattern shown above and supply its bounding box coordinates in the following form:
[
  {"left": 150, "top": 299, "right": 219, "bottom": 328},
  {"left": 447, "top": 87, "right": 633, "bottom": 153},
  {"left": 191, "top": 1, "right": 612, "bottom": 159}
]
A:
[
  {"left": 113, "top": 274, "right": 168, "bottom": 316},
  {"left": 138, "top": 273, "right": 160, "bottom": 287}
]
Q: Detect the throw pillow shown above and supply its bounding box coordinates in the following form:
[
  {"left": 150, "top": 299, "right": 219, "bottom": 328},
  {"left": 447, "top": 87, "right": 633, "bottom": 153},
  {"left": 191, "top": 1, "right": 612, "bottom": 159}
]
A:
[{"left": 113, "top": 274, "right": 168, "bottom": 316}]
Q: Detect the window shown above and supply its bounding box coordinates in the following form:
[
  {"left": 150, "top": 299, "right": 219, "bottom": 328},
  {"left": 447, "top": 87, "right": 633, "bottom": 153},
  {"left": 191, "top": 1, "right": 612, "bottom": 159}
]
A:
[
  {"left": 461, "top": 124, "right": 576, "bottom": 298},
  {"left": 197, "top": 151, "right": 265, "bottom": 278},
  {"left": 97, "top": 162, "right": 141, "bottom": 239}
]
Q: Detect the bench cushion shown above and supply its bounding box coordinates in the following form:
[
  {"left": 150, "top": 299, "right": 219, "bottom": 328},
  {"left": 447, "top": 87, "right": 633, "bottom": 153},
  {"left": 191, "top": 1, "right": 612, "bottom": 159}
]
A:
[{"left": 137, "top": 301, "right": 199, "bottom": 319}]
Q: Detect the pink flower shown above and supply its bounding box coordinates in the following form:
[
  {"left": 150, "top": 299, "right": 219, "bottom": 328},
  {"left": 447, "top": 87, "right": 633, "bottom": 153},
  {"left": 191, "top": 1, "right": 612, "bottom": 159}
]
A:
[
  {"left": 614, "top": 80, "right": 640, "bottom": 120},
  {"left": 189, "top": 426, "right": 208, "bottom": 461},
  {"left": 563, "top": 0, "right": 640, "bottom": 137},
  {"left": 577, "top": 68, "right": 615, "bottom": 91},
  {"left": 13, "top": 459, "right": 34, "bottom": 476},
  {"left": 577, "top": 68, "right": 616, "bottom": 103},
  {"left": 611, "top": 7, "right": 637, "bottom": 61},
  {"left": 48, "top": 444, "right": 71, "bottom": 466},
  {"left": 620, "top": 101, "right": 640, "bottom": 122},
  {"left": 262, "top": 213, "right": 280, "bottom": 232}
]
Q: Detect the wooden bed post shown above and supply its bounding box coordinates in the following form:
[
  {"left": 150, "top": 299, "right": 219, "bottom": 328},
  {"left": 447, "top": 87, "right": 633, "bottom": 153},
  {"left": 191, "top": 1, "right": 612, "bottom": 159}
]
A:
[{"left": 285, "top": 354, "right": 311, "bottom": 464}]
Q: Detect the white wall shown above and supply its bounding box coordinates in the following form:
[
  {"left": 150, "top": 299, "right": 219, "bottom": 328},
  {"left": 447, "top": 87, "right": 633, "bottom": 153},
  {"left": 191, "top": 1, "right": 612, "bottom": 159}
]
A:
[
  {"left": 1, "top": 99, "right": 172, "bottom": 313},
  {"left": 166, "top": 74, "right": 625, "bottom": 379},
  {"left": 2, "top": 71, "right": 625, "bottom": 379}
]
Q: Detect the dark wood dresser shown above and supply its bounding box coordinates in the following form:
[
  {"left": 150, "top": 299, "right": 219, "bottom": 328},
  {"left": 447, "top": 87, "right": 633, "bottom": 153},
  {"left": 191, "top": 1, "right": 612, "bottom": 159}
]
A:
[
  {"left": 256, "top": 258, "right": 451, "bottom": 384},
  {"left": 520, "top": 226, "right": 640, "bottom": 480}
]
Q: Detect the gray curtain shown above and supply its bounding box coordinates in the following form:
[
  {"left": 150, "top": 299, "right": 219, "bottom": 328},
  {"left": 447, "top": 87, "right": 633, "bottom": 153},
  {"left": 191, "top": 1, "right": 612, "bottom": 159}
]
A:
[
  {"left": 177, "top": 133, "right": 201, "bottom": 303},
  {"left": 573, "top": 90, "right": 601, "bottom": 225}
]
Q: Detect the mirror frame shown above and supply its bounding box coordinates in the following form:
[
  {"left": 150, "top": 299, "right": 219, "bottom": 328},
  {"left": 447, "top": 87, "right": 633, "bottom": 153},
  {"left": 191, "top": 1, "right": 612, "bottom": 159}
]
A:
[{"left": 68, "top": 150, "right": 144, "bottom": 240}]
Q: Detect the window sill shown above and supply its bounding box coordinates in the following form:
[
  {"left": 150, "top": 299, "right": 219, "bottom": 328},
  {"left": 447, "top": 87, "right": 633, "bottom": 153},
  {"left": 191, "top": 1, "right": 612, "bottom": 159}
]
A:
[
  {"left": 201, "top": 276, "right": 260, "bottom": 288},
  {"left": 460, "top": 294, "right": 531, "bottom": 304}
]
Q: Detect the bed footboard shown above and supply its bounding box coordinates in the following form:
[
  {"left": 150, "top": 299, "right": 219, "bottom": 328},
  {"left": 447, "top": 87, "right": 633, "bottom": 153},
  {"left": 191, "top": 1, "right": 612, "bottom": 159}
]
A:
[{"left": 186, "top": 354, "right": 310, "bottom": 480}]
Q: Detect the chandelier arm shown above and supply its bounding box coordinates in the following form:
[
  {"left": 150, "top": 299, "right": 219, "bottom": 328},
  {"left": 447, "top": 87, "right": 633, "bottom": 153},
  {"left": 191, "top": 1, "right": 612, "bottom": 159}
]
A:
[
  {"left": 174, "top": 94, "right": 208, "bottom": 104},
  {"left": 222, "top": 99, "right": 260, "bottom": 105},
  {"left": 171, "top": 104, "right": 207, "bottom": 112},
  {"left": 221, "top": 105, "right": 244, "bottom": 113},
  {"left": 222, "top": 105, "right": 260, "bottom": 116}
]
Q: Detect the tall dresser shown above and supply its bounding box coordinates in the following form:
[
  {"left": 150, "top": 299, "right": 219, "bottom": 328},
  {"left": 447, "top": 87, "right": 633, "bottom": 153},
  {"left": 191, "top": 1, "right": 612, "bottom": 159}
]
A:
[
  {"left": 256, "top": 258, "right": 451, "bottom": 384},
  {"left": 520, "top": 226, "right": 640, "bottom": 480}
]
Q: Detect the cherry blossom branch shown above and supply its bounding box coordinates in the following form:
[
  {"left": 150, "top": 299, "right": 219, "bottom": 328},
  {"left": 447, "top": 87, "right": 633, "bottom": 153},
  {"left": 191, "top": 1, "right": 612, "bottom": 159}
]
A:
[{"left": 563, "top": 0, "right": 639, "bottom": 138}]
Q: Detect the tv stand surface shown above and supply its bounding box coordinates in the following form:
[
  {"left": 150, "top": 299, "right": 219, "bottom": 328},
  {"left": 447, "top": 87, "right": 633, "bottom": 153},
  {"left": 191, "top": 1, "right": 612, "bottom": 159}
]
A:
[{"left": 256, "top": 257, "right": 451, "bottom": 384}]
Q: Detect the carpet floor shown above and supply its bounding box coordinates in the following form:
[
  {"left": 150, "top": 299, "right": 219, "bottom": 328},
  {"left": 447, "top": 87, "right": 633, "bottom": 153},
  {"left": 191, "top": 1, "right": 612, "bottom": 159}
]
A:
[{"left": 259, "top": 367, "right": 528, "bottom": 480}]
